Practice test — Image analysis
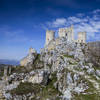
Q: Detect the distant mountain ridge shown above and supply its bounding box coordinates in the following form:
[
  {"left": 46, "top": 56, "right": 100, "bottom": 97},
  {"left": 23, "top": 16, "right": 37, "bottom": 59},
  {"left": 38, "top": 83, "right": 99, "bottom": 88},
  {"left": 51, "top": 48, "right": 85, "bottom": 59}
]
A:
[{"left": 0, "top": 59, "right": 19, "bottom": 65}]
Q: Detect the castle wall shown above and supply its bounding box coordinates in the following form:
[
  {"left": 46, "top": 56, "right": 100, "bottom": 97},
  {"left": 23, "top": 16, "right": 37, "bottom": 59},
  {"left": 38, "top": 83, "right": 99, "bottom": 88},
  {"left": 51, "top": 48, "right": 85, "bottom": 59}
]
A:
[
  {"left": 58, "top": 28, "right": 66, "bottom": 38},
  {"left": 66, "top": 25, "right": 74, "bottom": 41},
  {"left": 45, "top": 30, "right": 55, "bottom": 45},
  {"left": 45, "top": 25, "right": 86, "bottom": 46},
  {"left": 77, "top": 32, "right": 86, "bottom": 43},
  {"left": 58, "top": 25, "right": 74, "bottom": 41}
]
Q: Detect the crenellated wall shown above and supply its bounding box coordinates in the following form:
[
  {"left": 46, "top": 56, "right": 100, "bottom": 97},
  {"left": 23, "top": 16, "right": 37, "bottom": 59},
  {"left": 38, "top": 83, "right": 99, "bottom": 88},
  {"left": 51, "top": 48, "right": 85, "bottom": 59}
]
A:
[
  {"left": 58, "top": 25, "right": 74, "bottom": 41},
  {"left": 45, "top": 25, "right": 86, "bottom": 45}
]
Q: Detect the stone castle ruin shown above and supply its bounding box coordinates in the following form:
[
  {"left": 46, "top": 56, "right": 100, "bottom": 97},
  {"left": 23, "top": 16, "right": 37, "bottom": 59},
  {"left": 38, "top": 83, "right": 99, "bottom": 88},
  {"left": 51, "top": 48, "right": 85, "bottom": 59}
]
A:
[
  {"left": 45, "top": 30, "right": 55, "bottom": 45},
  {"left": 20, "top": 25, "right": 86, "bottom": 66},
  {"left": 45, "top": 25, "right": 86, "bottom": 46}
]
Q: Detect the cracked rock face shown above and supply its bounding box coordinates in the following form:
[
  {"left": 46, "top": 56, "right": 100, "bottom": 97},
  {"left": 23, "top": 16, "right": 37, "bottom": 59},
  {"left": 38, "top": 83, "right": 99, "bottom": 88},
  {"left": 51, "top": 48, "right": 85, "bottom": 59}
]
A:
[{"left": 28, "top": 70, "right": 50, "bottom": 85}]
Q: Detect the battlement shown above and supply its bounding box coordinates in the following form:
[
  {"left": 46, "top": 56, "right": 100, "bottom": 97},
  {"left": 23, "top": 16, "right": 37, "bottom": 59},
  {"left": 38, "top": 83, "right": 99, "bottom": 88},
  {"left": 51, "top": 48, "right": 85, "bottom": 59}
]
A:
[
  {"left": 45, "top": 25, "right": 86, "bottom": 46},
  {"left": 58, "top": 25, "right": 74, "bottom": 41},
  {"left": 58, "top": 28, "right": 66, "bottom": 37}
]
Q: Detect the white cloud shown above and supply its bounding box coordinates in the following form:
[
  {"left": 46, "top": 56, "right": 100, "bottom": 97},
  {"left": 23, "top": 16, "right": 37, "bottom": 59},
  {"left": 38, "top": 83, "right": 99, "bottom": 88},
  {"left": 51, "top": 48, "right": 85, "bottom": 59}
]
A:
[
  {"left": 47, "top": 18, "right": 67, "bottom": 28},
  {"left": 93, "top": 9, "right": 100, "bottom": 14},
  {"left": 45, "top": 9, "right": 100, "bottom": 41}
]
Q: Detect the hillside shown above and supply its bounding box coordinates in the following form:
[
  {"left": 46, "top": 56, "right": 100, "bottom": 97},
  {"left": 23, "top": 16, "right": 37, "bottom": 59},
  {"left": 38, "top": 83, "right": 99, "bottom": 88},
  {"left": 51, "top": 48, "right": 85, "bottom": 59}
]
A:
[{"left": 0, "top": 38, "right": 100, "bottom": 100}]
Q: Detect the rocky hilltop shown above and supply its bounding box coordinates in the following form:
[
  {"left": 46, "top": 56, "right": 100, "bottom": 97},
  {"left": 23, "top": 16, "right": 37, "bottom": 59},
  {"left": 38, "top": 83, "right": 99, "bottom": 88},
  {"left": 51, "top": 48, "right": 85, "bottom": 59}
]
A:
[{"left": 0, "top": 37, "right": 100, "bottom": 100}]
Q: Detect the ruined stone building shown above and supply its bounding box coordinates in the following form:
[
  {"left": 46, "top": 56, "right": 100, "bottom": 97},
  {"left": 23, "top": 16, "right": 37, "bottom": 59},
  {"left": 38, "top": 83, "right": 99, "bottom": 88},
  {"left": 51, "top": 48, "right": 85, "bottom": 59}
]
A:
[
  {"left": 45, "top": 30, "right": 55, "bottom": 45},
  {"left": 45, "top": 25, "right": 86, "bottom": 46},
  {"left": 20, "top": 25, "right": 86, "bottom": 66},
  {"left": 20, "top": 47, "right": 37, "bottom": 66}
]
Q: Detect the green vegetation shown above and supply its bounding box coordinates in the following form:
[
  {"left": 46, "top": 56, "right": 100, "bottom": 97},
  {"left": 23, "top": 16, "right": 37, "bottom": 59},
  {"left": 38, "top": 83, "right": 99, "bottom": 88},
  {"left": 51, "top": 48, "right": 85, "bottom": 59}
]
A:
[
  {"left": 12, "top": 54, "right": 44, "bottom": 73},
  {"left": 10, "top": 72, "right": 61, "bottom": 100},
  {"left": 69, "top": 61, "right": 78, "bottom": 65},
  {"left": 11, "top": 66, "right": 28, "bottom": 73},
  {"left": 74, "top": 93, "right": 100, "bottom": 100},
  {"left": 33, "top": 54, "right": 41, "bottom": 65},
  {"left": 10, "top": 82, "right": 41, "bottom": 95},
  {"left": 73, "top": 75, "right": 100, "bottom": 100},
  {"left": 93, "top": 66, "right": 100, "bottom": 71},
  {"left": 0, "top": 71, "right": 3, "bottom": 80},
  {"left": 32, "top": 54, "right": 44, "bottom": 69},
  {"left": 63, "top": 54, "right": 74, "bottom": 58},
  {"left": 33, "top": 72, "right": 61, "bottom": 100},
  {"left": 35, "top": 71, "right": 61, "bottom": 100}
]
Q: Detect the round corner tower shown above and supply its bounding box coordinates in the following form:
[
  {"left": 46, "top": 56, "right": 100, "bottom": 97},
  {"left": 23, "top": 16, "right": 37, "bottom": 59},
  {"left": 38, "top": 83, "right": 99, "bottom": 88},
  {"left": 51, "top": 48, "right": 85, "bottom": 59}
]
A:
[{"left": 45, "top": 30, "right": 55, "bottom": 45}]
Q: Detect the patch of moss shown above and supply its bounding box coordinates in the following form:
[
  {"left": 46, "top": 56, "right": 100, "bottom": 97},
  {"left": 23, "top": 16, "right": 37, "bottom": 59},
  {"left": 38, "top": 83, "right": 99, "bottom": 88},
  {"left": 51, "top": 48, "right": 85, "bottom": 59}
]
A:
[
  {"left": 11, "top": 66, "right": 28, "bottom": 73},
  {"left": 73, "top": 74, "right": 100, "bottom": 100},
  {"left": 69, "top": 61, "right": 78, "bottom": 65},
  {"left": 32, "top": 54, "right": 44, "bottom": 69},
  {"left": 74, "top": 92, "right": 100, "bottom": 100},
  {"left": 40, "top": 72, "right": 61, "bottom": 100},
  {"left": 63, "top": 54, "right": 74, "bottom": 58},
  {"left": 31, "top": 72, "right": 62, "bottom": 100},
  {"left": 0, "top": 71, "right": 3, "bottom": 80},
  {"left": 10, "top": 82, "right": 41, "bottom": 95}
]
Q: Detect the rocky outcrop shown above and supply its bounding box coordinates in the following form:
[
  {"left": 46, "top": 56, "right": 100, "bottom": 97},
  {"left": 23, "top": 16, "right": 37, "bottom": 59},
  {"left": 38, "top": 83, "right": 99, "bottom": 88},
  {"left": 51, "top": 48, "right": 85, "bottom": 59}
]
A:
[
  {"left": 20, "top": 48, "right": 37, "bottom": 67},
  {"left": 0, "top": 37, "right": 100, "bottom": 100}
]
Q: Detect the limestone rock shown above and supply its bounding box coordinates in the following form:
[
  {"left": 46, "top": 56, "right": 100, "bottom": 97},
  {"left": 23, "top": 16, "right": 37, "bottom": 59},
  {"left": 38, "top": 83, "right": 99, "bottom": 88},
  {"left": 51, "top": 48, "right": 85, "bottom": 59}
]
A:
[
  {"left": 28, "top": 70, "right": 49, "bottom": 85},
  {"left": 20, "top": 48, "right": 37, "bottom": 66}
]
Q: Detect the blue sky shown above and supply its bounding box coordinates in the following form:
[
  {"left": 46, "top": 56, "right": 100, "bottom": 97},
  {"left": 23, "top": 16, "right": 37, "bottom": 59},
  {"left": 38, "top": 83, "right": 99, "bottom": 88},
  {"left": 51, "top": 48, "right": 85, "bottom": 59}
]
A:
[{"left": 0, "top": 0, "right": 100, "bottom": 60}]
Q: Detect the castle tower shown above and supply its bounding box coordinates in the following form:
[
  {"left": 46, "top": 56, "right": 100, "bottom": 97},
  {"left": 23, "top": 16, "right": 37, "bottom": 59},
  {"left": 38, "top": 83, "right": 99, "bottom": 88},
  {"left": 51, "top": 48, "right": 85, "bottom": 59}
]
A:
[
  {"left": 58, "top": 28, "right": 66, "bottom": 38},
  {"left": 71, "top": 25, "right": 74, "bottom": 41},
  {"left": 45, "top": 30, "right": 55, "bottom": 45},
  {"left": 58, "top": 25, "right": 74, "bottom": 41},
  {"left": 77, "top": 32, "right": 86, "bottom": 43},
  {"left": 66, "top": 25, "right": 74, "bottom": 41}
]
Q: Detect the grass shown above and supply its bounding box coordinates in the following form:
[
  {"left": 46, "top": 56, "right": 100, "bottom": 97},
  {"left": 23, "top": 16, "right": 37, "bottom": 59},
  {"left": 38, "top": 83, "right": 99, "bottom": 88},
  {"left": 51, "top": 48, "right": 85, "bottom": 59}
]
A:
[
  {"left": 73, "top": 74, "right": 100, "bottom": 100},
  {"left": 11, "top": 66, "right": 28, "bottom": 73},
  {"left": 32, "top": 54, "right": 44, "bottom": 69},
  {"left": 10, "top": 72, "right": 62, "bottom": 100},
  {"left": 63, "top": 54, "right": 74, "bottom": 58},
  {"left": 32, "top": 71, "right": 61, "bottom": 100},
  {"left": 74, "top": 92, "right": 100, "bottom": 100},
  {"left": 12, "top": 54, "right": 44, "bottom": 73},
  {"left": 0, "top": 71, "right": 3, "bottom": 80},
  {"left": 37, "top": 72, "right": 62, "bottom": 100},
  {"left": 10, "top": 82, "right": 41, "bottom": 95},
  {"left": 69, "top": 61, "right": 78, "bottom": 65}
]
